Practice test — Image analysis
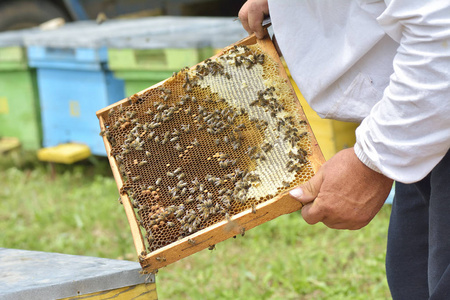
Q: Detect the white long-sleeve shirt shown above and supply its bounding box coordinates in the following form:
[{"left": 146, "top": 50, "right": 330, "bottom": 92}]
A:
[{"left": 269, "top": 0, "right": 450, "bottom": 183}]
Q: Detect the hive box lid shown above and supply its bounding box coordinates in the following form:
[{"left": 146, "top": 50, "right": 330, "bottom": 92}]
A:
[
  {"left": 0, "top": 248, "right": 153, "bottom": 300},
  {"left": 23, "top": 17, "right": 243, "bottom": 69},
  {"left": 23, "top": 17, "right": 240, "bottom": 49},
  {"left": 0, "top": 27, "right": 39, "bottom": 48},
  {"left": 105, "top": 19, "right": 247, "bottom": 50}
]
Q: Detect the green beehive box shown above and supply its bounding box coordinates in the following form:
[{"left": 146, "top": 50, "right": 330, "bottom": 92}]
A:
[
  {"left": 0, "top": 31, "right": 42, "bottom": 151},
  {"left": 107, "top": 36, "right": 214, "bottom": 95},
  {"left": 0, "top": 46, "right": 27, "bottom": 70},
  {"left": 108, "top": 47, "right": 213, "bottom": 95},
  {"left": 108, "top": 47, "right": 214, "bottom": 72},
  {"left": 111, "top": 69, "right": 175, "bottom": 98}
]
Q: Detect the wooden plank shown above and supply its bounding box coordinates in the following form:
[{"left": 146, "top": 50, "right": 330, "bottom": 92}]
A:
[
  {"left": 139, "top": 190, "right": 309, "bottom": 272},
  {"left": 60, "top": 283, "right": 157, "bottom": 300},
  {"left": 97, "top": 33, "right": 325, "bottom": 273},
  {"left": 99, "top": 116, "right": 146, "bottom": 258}
]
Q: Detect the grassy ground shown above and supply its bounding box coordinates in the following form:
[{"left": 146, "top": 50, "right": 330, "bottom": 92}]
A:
[{"left": 0, "top": 151, "right": 391, "bottom": 299}]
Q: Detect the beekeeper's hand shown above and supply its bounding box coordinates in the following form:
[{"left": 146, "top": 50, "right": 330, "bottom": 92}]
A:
[
  {"left": 239, "top": 0, "right": 269, "bottom": 39},
  {"left": 289, "top": 148, "right": 393, "bottom": 230}
]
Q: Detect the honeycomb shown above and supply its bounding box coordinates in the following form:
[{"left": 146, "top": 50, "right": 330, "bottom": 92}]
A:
[{"left": 100, "top": 43, "right": 314, "bottom": 253}]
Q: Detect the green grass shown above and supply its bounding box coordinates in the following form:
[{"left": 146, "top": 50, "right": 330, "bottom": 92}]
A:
[
  {"left": 0, "top": 150, "right": 391, "bottom": 299},
  {"left": 0, "top": 151, "right": 134, "bottom": 259},
  {"left": 158, "top": 208, "right": 391, "bottom": 299}
]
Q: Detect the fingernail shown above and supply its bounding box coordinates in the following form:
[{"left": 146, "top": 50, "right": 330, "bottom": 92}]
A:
[{"left": 289, "top": 188, "right": 303, "bottom": 199}]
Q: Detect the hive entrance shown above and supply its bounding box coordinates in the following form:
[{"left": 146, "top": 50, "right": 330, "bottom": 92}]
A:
[{"left": 98, "top": 36, "right": 321, "bottom": 269}]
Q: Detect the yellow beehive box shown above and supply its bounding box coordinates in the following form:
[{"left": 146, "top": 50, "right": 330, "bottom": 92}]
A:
[{"left": 283, "top": 62, "right": 359, "bottom": 160}]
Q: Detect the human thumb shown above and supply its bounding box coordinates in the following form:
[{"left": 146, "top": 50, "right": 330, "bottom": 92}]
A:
[{"left": 289, "top": 172, "right": 322, "bottom": 205}]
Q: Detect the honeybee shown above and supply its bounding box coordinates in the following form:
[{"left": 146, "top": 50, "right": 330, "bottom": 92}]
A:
[
  {"left": 191, "top": 139, "right": 200, "bottom": 146},
  {"left": 147, "top": 235, "right": 155, "bottom": 244},
  {"left": 181, "top": 124, "right": 190, "bottom": 132},
  {"left": 191, "top": 177, "right": 200, "bottom": 186},
  {"left": 256, "top": 53, "right": 265, "bottom": 64},
  {"left": 197, "top": 124, "right": 205, "bottom": 131},
  {"left": 219, "top": 160, "right": 231, "bottom": 169},
  {"left": 175, "top": 211, "right": 185, "bottom": 220},
  {"left": 131, "top": 176, "right": 141, "bottom": 182},
  {"left": 185, "top": 195, "right": 195, "bottom": 204},
  {"left": 214, "top": 178, "right": 224, "bottom": 186},
  {"left": 240, "top": 227, "right": 246, "bottom": 237},
  {"left": 261, "top": 142, "right": 273, "bottom": 153}
]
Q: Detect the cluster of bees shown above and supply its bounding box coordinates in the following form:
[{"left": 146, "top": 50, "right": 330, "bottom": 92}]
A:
[{"left": 101, "top": 44, "right": 313, "bottom": 253}]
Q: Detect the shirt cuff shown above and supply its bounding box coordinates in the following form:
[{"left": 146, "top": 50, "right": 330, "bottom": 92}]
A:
[{"left": 353, "top": 142, "right": 382, "bottom": 174}]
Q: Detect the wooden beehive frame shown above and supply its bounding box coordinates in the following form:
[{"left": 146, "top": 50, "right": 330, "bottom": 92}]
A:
[{"left": 97, "top": 34, "right": 325, "bottom": 273}]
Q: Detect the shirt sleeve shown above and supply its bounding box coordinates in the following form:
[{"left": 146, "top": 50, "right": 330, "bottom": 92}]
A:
[{"left": 354, "top": 0, "right": 450, "bottom": 183}]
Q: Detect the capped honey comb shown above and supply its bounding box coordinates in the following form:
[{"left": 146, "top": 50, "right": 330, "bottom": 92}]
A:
[{"left": 97, "top": 35, "right": 324, "bottom": 273}]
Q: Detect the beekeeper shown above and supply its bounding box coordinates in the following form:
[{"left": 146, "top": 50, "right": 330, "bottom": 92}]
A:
[{"left": 239, "top": 0, "right": 450, "bottom": 298}]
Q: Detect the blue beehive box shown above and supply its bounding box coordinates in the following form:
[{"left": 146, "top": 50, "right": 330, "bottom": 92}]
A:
[{"left": 25, "top": 21, "right": 126, "bottom": 156}]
